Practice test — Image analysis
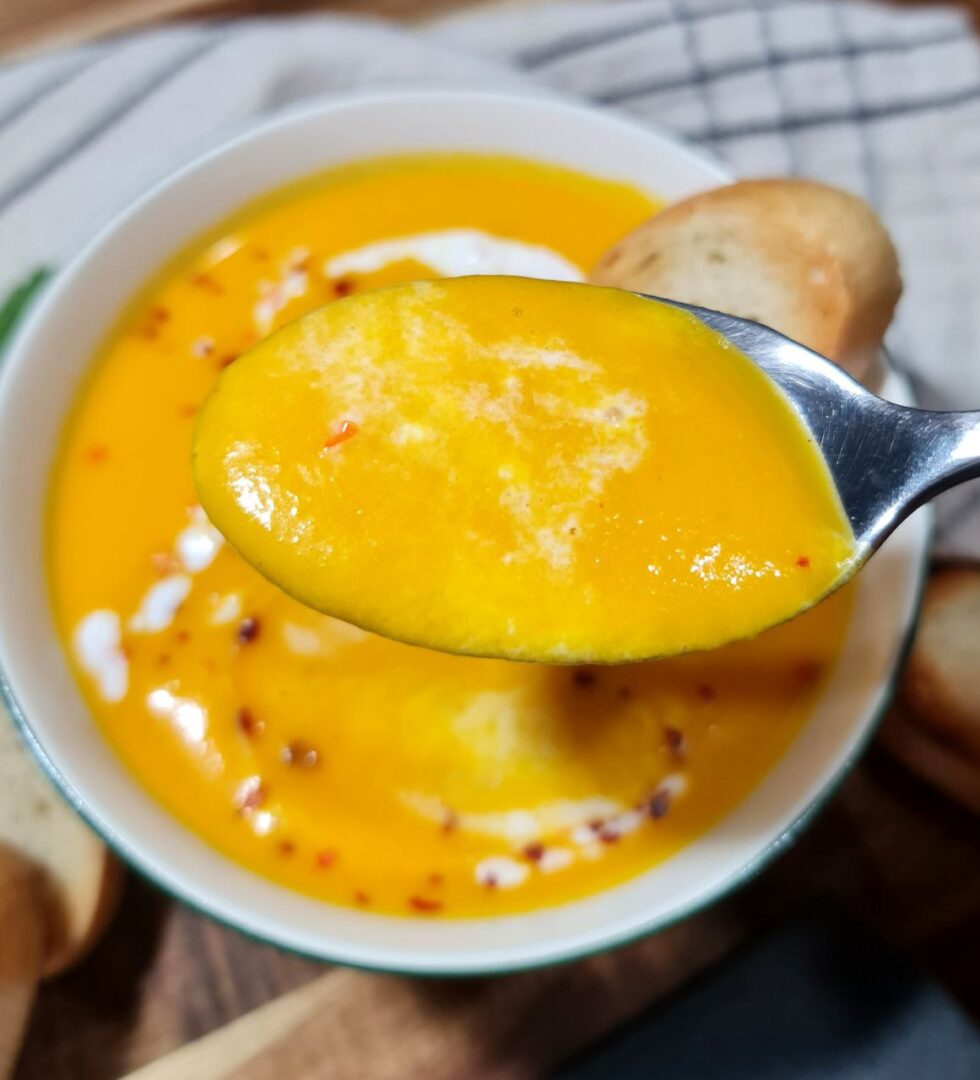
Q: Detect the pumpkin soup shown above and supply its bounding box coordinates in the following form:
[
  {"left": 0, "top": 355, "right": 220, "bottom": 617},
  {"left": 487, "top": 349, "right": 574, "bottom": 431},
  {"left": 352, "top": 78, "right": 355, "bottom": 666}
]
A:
[
  {"left": 49, "top": 153, "right": 853, "bottom": 917},
  {"left": 194, "top": 277, "right": 855, "bottom": 663}
]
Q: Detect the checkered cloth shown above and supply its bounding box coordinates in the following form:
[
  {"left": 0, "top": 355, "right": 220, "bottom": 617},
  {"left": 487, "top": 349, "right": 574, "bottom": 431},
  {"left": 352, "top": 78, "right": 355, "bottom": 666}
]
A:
[{"left": 1, "top": 0, "right": 978, "bottom": 551}]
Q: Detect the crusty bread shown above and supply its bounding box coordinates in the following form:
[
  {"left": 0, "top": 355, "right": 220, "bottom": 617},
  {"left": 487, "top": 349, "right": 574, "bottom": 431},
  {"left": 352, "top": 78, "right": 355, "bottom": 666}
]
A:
[
  {"left": 880, "top": 705, "right": 980, "bottom": 815},
  {"left": 899, "top": 566, "right": 980, "bottom": 765},
  {"left": 0, "top": 845, "right": 45, "bottom": 1077},
  {"left": 589, "top": 179, "right": 902, "bottom": 389},
  {"left": 0, "top": 710, "right": 120, "bottom": 975}
]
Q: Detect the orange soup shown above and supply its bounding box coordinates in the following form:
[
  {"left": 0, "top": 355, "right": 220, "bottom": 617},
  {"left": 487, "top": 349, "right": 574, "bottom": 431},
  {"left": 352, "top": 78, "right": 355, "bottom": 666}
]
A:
[{"left": 49, "top": 154, "right": 853, "bottom": 917}]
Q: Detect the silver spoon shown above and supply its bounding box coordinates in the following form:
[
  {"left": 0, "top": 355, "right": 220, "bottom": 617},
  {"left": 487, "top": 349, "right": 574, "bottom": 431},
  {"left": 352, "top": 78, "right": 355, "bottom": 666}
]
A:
[{"left": 660, "top": 295, "right": 974, "bottom": 563}]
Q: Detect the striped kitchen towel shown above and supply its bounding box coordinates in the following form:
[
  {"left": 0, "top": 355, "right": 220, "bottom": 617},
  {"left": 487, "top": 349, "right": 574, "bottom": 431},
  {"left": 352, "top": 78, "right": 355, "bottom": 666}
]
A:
[{"left": 0, "top": 0, "right": 978, "bottom": 552}]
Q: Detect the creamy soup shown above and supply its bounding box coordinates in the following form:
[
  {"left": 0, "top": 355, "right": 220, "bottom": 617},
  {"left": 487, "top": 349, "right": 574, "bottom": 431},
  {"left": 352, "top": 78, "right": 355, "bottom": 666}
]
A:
[
  {"left": 194, "top": 277, "right": 854, "bottom": 662},
  {"left": 49, "top": 154, "right": 853, "bottom": 917}
]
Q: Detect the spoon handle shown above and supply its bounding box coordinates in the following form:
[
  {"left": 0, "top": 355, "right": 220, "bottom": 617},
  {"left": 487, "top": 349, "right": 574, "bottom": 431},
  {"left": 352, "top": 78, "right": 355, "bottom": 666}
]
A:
[{"left": 851, "top": 406, "right": 980, "bottom": 550}]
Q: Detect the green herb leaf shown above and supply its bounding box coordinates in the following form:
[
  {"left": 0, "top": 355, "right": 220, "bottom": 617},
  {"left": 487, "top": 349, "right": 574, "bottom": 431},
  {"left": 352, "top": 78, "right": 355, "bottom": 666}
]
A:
[{"left": 0, "top": 268, "right": 53, "bottom": 357}]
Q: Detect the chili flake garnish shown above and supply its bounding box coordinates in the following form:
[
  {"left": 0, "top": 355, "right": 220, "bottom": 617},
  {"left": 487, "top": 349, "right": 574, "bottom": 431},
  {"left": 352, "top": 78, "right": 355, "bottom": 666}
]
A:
[
  {"left": 86, "top": 445, "right": 109, "bottom": 464},
  {"left": 237, "top": 707, "right": 263, "bottom": 739},
  {"left": 572, "top": 668, "right": 597, "bottom": 689},
  {"left": 354, "top": 891, "right": 371, "bottom": 906},
  {"left": 795, "top": 660, "right": 823, "bottom": 687},
  {"left": 649, "top": 790, "right": 671, "bottom": 820},
  {"left": 277, "top": 840, "right": 296, "bottom": 857},
  {"left": 281, "top": 741, "right": 319, "bottom": 769},
  {"left": 408, "top": 896, "right": 443, "bottom": 914},
  {"left": 315, "top": 850, "right": 337, "bottom": 869},
  {"left": 441, "top": 809, "right": 460, "bottom": 835},
  {"left": 697, "top": 683, "right": 716, "bottom": 702},
  {"left": 332, "top": 277, "right": 354, "bottom": 298},
  {"left": 237, "top": 617, "right": 260, "bottom": 644},
  {"left": 157, "top": 653, "right": 172, "bottom": 667},
  {"left": 191, "top": 272, "right": 224, "bottom": 295},
  {"left": 427, "top": 873, "right": 444, "bottom": 887},
  {"left": 218, "top": 353, "right": 239, "bottom": 369},
  {"left": 796, "top": 556, "right": 811, "bottom": 568},
  {"left": 176, "top": 630, "right": 190, "bottom": 644},
  {"left": 523, "top": 842, "right": 544, "bottom": 862},
  {"left": 664, "top": 726, "right": 686, "bottom": 755},
  {"left": 617, "top": 686, "right": 633, "bottom": 701},
  {"left": 324, "top": 419, "right": 359, "bottom": 450},
  {"left": 178, "top": 404, "right": 197, "bottom": 419},
  {"left": 150, "top": 552, "right": 177, "bottom": 575}
]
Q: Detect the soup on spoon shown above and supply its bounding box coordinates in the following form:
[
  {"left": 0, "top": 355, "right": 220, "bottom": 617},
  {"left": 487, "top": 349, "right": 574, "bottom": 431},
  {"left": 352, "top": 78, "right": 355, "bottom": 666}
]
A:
[{"left": 193, "top": 276, "right": 856, "bottom": 662}]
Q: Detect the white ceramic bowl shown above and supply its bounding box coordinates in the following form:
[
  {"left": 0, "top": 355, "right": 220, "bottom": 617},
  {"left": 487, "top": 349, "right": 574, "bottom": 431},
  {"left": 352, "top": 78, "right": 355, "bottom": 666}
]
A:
[{"left": 0, "top": 90, "right": 929, "bottom": 975}]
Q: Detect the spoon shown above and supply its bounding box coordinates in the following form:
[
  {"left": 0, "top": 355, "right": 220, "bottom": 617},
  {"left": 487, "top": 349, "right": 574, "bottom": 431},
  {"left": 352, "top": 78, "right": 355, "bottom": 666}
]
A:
[
  {"left": 672, "top": 297, "right": 974, "bottom": 559},
  {"left": 195, "top": 277, "right": 961, "bottom": 663}
]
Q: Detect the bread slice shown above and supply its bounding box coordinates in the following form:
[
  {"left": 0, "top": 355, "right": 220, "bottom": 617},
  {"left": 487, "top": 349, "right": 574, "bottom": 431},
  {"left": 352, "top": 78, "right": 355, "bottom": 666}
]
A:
[
  {"left": 880, "top": 705, "right": 980, "bottom": 815},
  {"left": 589, "top": 179, "right": 901, "bottom": 389},
  {"left": 900, "top": 566, "right": 980, "bottom": 764},
  {"left": 0, "top": 845, "right": 45, "bottom": 1076},
  {"left": 0, "top": 709, "right": 120, "bottom": 975}
]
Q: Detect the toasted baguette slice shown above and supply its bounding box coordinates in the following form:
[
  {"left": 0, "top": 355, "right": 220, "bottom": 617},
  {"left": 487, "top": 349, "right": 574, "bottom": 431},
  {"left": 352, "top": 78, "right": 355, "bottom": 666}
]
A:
[
  {"left": 589, "top": 179, "right": 901, "bottom": 389},
  {"left": 0, "top": 710, "right": 120, "bottom": 975},
  {"left": 880, "top": 705, "right": 980, "bottom": 815},
  {"left": 0, "top": 845, "right": 45, "bottom": 1077},
  {"left": 900, "top": 566, "right": 980, "bottom": 764}
]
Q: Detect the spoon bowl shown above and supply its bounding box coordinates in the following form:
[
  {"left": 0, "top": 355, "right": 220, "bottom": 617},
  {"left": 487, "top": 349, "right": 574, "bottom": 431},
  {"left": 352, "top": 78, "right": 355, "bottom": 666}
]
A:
[{"left": 676, "top": 298, "right": 978, "bottom": 562}]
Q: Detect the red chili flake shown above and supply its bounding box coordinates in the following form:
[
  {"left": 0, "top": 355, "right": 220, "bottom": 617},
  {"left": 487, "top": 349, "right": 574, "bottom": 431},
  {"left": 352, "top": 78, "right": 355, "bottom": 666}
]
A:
[
  {"left": 191, "top": 272, "right": 224, "bottom": 295},
  {"left": 482, "top": 873, "right": 499, "bottom": 890},
  {"left": 233, "top": 777, "right": 266, "bottom": 812},
  {"left": 408, "top": 896, "right": 443, "bottom": 914},
  {"left": 218, "top": 353, "right": 239, "bottom": 369},
  {"left": 697, "top": 683, "right": 716, "bottom": 703},
  {"left": 151, "top": 306, "right": 170, "bottom": 323},
  {"left": 176, "top": 630, "right": 190, "bottom": 644},
  {"left": 178, "top": 404, "right": 197, "bottom": 419},
  {"left": 237, "top": 617, "right": 260, "bottom": 644},
  {"left": 120, "top": 642, "right": 134, "bottom": 660},
  {"left": 796, "top": 556, "right": 811, "bottom": 569},
  {"left": 315, "top": 849, "right": 337, "bottom": 869},
  {"left": 150, "top": 552, "right": 177, "bottom": 575},
  {"left": 664, "top": 726, "right": 686, "bottom": 755},
  {"left": 157, "top": 653, "right": 172, "bottom": 667},
  {"left": 598, "top": 826, "right": 620, "bottom": 844},
  {"left": 324, "top": 419, "right": 359, "bottom": 450},
  {"left": 86, "top": 445, "right": 109, "bottom": 464},
  {"left": 795, "top": 660, "right": 823, "bottom": 687},
  {"left": 281, "top": 741, "right": 319, "bottom": 769},
  {"left": 523, "top": 842, "right": 544, "bottom": 862},
  {"left": 427, "top": 872, "right": 444, "bottom": 887},
  {"left": 617, "top": 686, "right": 633, "bottom": 701},
  {"left": 278, "top": 840, "right": 296, "bottom": 857},
  {"left": 354, "top": 890, "right": 371, "bottom": 906},
  {"left": 332, "top": 277, "right": 354, "bottom": 298},
  {"left": 237, "top": 707, "right": 263, "bottom": 739},
  {"left": 441, "top": 809, "right": 459, "bottom": 835},
  {"left": 572, "top": 668, "right": 597, "bottom": 689},
  {"left": 649, "top": 790, "right": 671, "bottom": 820},
  {"left": 253, "top": 247, "right": 270, "bottom": 262}
]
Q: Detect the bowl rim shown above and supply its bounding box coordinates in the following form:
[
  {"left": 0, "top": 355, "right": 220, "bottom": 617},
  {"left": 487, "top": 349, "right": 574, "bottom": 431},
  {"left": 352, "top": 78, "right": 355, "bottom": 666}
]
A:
[{"left": 0, "top": 86, "right": 932, "bottom": 975}]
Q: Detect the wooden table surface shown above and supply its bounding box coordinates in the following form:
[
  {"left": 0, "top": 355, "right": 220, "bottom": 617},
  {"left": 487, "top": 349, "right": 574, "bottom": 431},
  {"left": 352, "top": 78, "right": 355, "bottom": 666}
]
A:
[{"left": 4, "top": 1, "right": 980, "bottom": 1076}]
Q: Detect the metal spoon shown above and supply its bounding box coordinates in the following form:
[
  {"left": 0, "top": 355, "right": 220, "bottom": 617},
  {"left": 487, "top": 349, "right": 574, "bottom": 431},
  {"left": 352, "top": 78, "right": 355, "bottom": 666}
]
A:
[{"left": 662, "top": 296, "right": 974, "bottom": 563}]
